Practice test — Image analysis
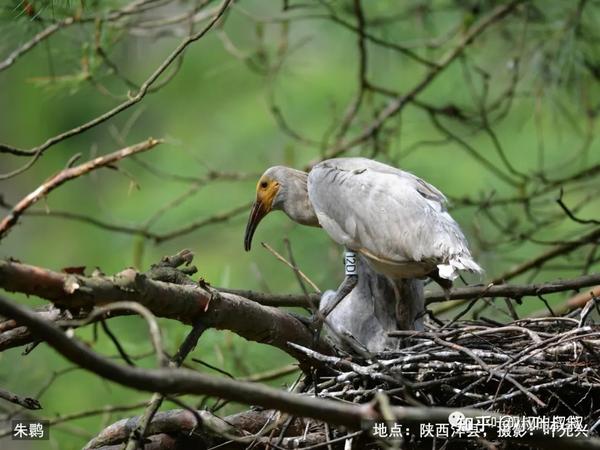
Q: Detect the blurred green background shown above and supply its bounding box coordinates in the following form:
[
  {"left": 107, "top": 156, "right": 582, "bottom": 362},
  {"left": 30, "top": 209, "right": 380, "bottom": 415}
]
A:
[{"left": 0, "top": 1, "right": 599, "bottom": 448}]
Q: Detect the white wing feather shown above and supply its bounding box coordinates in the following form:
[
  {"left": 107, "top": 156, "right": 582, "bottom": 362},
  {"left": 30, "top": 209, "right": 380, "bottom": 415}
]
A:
[{"left": 307, "top": 158, "right": 482, "bottom": 280}]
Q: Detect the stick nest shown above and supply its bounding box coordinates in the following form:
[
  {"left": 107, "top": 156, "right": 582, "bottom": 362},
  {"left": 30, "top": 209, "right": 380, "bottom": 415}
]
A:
[{"left": 297, "top": 317, "right": 600, "bottom": 447}]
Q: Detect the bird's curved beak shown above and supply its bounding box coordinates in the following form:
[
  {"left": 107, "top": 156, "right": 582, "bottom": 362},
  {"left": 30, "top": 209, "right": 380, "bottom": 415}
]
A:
[{"left": 244, "top": 199, "right": 268, "bottom": 251}]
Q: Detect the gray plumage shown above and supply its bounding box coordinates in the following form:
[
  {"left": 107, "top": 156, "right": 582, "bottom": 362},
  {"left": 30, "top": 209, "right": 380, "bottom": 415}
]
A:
[
  {"left": 263, "top": 157, "right": 481, "bottom": 281},
  {"left": 244, "top": 157, "right": 481, "bottom": 342},
  {"left": 320, "top": 256, "right": 424, "bottom": 352}
]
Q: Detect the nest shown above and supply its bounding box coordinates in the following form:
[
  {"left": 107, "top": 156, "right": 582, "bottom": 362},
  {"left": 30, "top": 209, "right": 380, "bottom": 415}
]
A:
[{"left": 295, "top": 317, "right": 600, "bottom": 448}]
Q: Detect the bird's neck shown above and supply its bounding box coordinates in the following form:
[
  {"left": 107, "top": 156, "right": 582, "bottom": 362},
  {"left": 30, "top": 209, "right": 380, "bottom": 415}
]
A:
[
  {"left": 288, "top": 195, "right": 320, "bottom": 227},
  {"left": 281, "top": 170, "right": 320, "bottom": 228}
]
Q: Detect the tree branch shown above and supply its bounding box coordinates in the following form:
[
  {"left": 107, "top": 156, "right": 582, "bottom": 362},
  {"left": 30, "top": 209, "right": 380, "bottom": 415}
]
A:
[
  {"left": 320, "top": 0, "right": 524, "bottom": 161},
  {"left": 6, "top": 290, "right": 599, "bottom": 450},
  {"left": 0, "top": 291, "right": 372, "bottom": 428},
  {"left": 0, "top": 257, "right": 332, "bottom": 363},
  {"left": 86, "top": 408, "right": 312, "bottom": 449},
  {"left": 0, "top": 0, "right": 232, "bottom": 180},
  {"left": 0, "top": 138, "right": 162, "bottom": 239},
  {"left": 426, "top": 272, "right": 600, "bottom": 303},
  {"left": 494, "top": 226, "right": 600, "bottom": 283},
  {"left": 125, "top": 319, "right": 207, "bottom": 450},
  {"left": 0, "top": 387, "right": 41, "bottom": 410},
  {"left": 224, "top": 272, "right": 600, "bottom": 307}
]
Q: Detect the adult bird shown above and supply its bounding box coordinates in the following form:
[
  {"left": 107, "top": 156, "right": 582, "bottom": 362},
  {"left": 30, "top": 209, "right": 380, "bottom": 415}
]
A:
[{"left": 244, "top": 157, "right": 482, "bottom": 327}]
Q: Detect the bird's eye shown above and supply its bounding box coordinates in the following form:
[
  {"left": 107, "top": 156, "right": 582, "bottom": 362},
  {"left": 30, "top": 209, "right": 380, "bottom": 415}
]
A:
[{"left": 260, "top": 181, "right": 268, "bottom": 189}]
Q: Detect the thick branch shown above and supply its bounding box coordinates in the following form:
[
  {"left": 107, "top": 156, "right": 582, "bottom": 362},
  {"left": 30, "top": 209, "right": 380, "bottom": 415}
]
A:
[
  {"left": 2, "top": 256, "right": 599, "bottom": 358},
  {"left": 4, "top": 290, "right": 590, "bottom": 450},
  {"left": 86, "top": 408, "right": 311, "bottom": 449},
  {"left": 220, "top": 288, "right": 320, "bottom": 308},
  {"left": 0, "top": 258, "right": 331, "bottom": 362},
  {"left": 0, "top": 292, "right": 371, "bottom": 428}
]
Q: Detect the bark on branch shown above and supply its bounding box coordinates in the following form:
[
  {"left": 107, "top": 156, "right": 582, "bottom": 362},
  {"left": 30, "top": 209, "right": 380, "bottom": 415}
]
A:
[
  {"left": 85, "top": 408, "right": 313, "bottom": 449},
  {"left": 0, "top": 256, "right": 332, "bottom": 363},
  {"left": 2, "top": 255, "right": 599, "bottom": 357}
]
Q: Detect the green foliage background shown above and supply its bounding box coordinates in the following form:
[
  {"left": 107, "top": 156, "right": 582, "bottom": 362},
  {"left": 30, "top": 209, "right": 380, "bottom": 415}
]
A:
[{"left": 0, "top": 1, "right": 599, "bottom": 448}]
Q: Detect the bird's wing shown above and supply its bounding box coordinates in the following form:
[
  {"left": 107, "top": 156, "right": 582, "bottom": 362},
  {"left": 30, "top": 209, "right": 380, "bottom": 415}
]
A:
[{"left": 307, "top": 158, "right": 480, "bottom": 276}]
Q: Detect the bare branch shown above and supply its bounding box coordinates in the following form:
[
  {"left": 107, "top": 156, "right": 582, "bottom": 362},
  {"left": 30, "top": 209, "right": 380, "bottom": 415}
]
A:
[
  {"left": 86, "top": 408, "right": 313, "bottom": 449},
  {"left": 261, "top": 242, "right": 321, "bottom": 294},
  {"left": 0, "top": 387, "right": 41, "bottom": 410},
  {"left": 319, "top": 0, "right": 524, "bottom": 162},
  {"left": 0, "top": 18, "right": 74, "bottom": 75},
  {"left": 222, "top": 272, "right": 600, "bottom": 308},
  {"left": 0, "top": 138, "right": 162, "bottom": 240},
  {"left": 494, "top": 226, "right": 600, "bottom": 283},
  {"left": 125, "top": 319, "right": 207, "bottom": 450},
  {"left": 426, "top": 272, "right": 600, "bottom": 303},
  {"left": 0, "top": 292, "right": 368, "bottom": 428},
  {"left": 0, "top": 196, "right": 249, "bottom": 243},
  {"left": 557, "top": 189, "right": 600, "bottom": 225},
  {"left": 153, "top": 201, "right": 251, "bottom": 243}
]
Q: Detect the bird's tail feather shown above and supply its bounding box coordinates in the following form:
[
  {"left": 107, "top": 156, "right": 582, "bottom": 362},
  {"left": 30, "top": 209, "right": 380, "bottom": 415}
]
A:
[{"left": 437, "top": 255, "right": 483, "bottom": 281}]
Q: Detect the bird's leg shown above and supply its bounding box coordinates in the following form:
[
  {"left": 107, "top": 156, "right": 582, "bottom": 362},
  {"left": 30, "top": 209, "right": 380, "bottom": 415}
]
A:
[
  {"left": 312, "top": 251, "right": 358, "bottom": 341},
  {"left": 320, "top": 273, "right": 358, "bottom": 318},
  {"left": 427, "top": 268, "right": 453, "bottom": 299},
  {"left": 322, "top": 250, "right": 359, "bottom": 318}
]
